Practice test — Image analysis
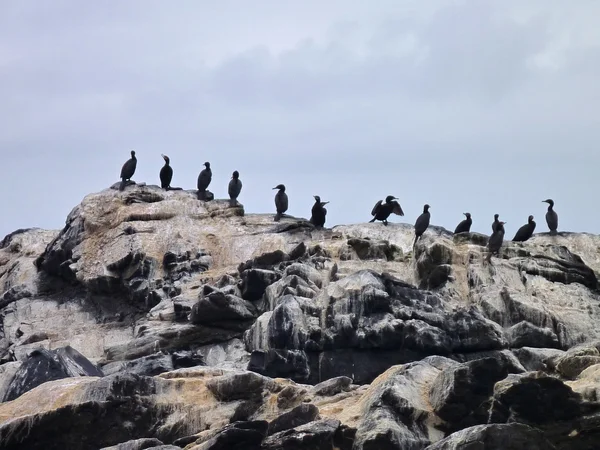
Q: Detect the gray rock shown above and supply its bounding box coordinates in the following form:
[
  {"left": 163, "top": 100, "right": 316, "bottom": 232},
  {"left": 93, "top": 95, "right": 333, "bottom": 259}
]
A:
[
  {"left": 507, "top": 321, "right": 560, "bottom": 349},
  {"left": 425, "top": 423, "right": 556, "bottom": 450},
  {"left": 205, "top": 371, "right": 278, "bottom": 401},
  {"left": 100, "top": 438, "right": 166, "bottom": 450},
  {"left": 267, "top": 403, "right": 320, "bottom": 435},
  {"left": 261, "top": 419, "right": 340, "bottom": 450},
  {"left": 101, "top": 352, "right": 175, "bottom": 377},
  {"left": 512, "top": 347, "right": 565, "bottom": 372},
  {"left": 193, "top": 420, "right": 268, "bottom": 450},
  {"left": 311, "top": 376, "right": 352, "bottom": 397},
  {"left": 190, "top": 288, "right": 257, "bottom": 325}
]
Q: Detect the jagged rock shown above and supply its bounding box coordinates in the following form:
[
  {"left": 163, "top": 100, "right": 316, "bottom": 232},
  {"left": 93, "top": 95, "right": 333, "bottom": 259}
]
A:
[
  {"left": 0, "top": 361, "right": 21, "bottom": 402},
  {"left": 429, "top": 357, "right": 516, "bottom": 429},
  {"left": 276, "top": 385, "right": 308, "bottom": 409},
  {"left": 247, "top": 349, "right": 311, "bottom": 383},
  {"left": 490, "top": 372, "right": 584, "bottom": 424},
  {"left": 205, "top": 371, "right": 278, "bottom": 401},
  {"left": 311, "top": 376, "right": 353, "bottom": 397},
  {"left": 192, "top": 420, "right": 268, "bottom": 450},
  {"left": 190, "top": 287, "right": 257, "bottom": 326},
  {"left": 512, "top": 347, "right": 565, "bottom": 372},
  {"left": 240, "top": 269, "right": 281, "bottom": 301},
  {"left": 197, "top": 338, "right": 249, "bottom": 370},
  {"left": 101, "top": 352, "right": 175, "bottom": 376},
  {"left": 353, "top": 357, "right": 457, "bottom": 449},
  {"left": 507, "top": 321, "right": 560, "bottom": 349},
  {"left": 261, "top": 419, "right": 340, "bottom": 450},
  {"left": 415, "top": 239, "right": 454, "bottom": 289},
  {"left": 556, "top": 345, "right": 600, "bottom": 379},
  {"left": 100, "top": 438, "right": 166, "bottom": 450},
  {"left": 344, "top": 238, "right": 400, "bottom": 261},
  {"left": 267, "top": 403, "right": 320, "bottom": 435},
  {"left": 425, "top": 423, "right": 556, "bottom": 450},
  {"left": 2, "top": 346, "right": 103, "bottom": 401}
]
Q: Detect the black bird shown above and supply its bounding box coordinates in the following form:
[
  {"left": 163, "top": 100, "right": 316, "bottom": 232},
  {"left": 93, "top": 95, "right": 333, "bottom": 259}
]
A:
[
  {"left": 513, "top": 215, "right": 536, "bottom": 242},
  {"left": 310, "top": 195, "right": 329, "bottom": 228},
  {"left": 369, "top": 195, "right": 404, "bottom": 225},
  {"left": 487, "top": 221, "right": 506, "bottom": 262},
  {"left": 454, "top": 212, "right": 472, "bottom": 233},
  {"left": 491, "top": 214, "right": 501, "bottom": 233},
  {"left": 119, "top": 150, "right": 137, "bottom": 191},
  {"left": 228, "top": 170, "right": 242, "bottom": 206},
  {"left": 159, "top": 154, "right": 173, "bottom": 189},
  {"left": 197, "top": 162, "right": 212, "bottom": 200},
  {"left": 273, "top": 184, "right": 288, "bottom": 221},
  {"left": 543, "top": 199, "right": 558, "bottom": 235},
  {"left": 413, "top": 204, "right": 431, "bottom": 247}
]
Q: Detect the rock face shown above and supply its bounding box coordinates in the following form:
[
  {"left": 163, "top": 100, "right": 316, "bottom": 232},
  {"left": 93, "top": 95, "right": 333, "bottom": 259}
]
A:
[{"left": 2, "top": 184, "right": 600, "bottom": 449}]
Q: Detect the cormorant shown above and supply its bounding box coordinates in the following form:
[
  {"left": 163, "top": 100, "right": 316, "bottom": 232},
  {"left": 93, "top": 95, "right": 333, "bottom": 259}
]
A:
[
  {"left": 413, "top": 204, "right": 431, "bottom": 246},
  {"left": 273, "top": 184, "right": 288, "bottom": 221},
  {"left": 491, "top": 214, "right": 500, "bottom": 233},
  {"left": 513, "top": 215, "right": 536, "bottom": 242},
  {"left": 159, "top": 154, "right": 173, "bottom": 190},
  {"left": 119, "top": 150, "right": 137, "bottom": 191},
  {"left": 454, "top": 212, "right": 472, "bottom": 234},
  {"left": 487, "top": 221, "right": 506, "bottom": 262},
  {"left": 369, "top": 196, "right": 404, "bottom": 225},
  {"left": 310, "top": 195, "right": 329, "bottom": 228},
  {"left": 543, "top": 199, "right": 558, "bottom": 235},
  {"left": 197, "top": 162, "right": 212, "bottom": 200},
  {"left": 228, "top": 171, "right": 242, "bottom": 206}
]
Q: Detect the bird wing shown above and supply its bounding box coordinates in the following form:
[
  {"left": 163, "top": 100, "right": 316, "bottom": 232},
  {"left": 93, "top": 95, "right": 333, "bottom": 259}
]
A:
[
  {"left": 391, "top": 201, "right": 404, "bottom": 216},
  {"left": 197, "top": 169, "right": 212, "bottom": 190},
  {"left": 371, "top": 200, "right": 383, "bottom": 216}
]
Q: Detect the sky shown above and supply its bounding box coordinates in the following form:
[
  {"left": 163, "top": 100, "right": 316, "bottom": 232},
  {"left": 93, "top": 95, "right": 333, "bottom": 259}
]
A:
[{"left": 1, "top": 0, "right": 599, "bottom": 239}]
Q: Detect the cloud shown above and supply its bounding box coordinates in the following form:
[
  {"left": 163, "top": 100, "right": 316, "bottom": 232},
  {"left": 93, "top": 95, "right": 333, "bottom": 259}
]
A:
[{"left": 0, "top": 0, "right": 599, "bottom": 238}]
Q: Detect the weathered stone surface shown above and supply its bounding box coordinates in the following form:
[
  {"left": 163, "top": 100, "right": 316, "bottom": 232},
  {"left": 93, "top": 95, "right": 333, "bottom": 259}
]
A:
[
  {"left": 261, "top": 419, "right": 340, "bottom": 450},
  {"left": 3, "top": 185, "right": 600, "bottom": 448},
  {"left": 191, "top": 420, "right": 268, "bottom": 450},
  {"left": 100, "top": 438, "right": 166, "bottom": 450},
  {"left": 267, "top": 403, "right": 320, "bottom": 435},
  {"left": 2, "top": 346, "right": 103, "bottom": 402},
  {"left": 425, "top": 423, "right": 556, "bottom": 450}
]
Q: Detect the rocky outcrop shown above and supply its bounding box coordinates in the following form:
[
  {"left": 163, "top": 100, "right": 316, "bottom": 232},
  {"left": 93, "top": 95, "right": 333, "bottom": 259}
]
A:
[{"left": 2, "top": 184, "right": 600, "bottom": 448}]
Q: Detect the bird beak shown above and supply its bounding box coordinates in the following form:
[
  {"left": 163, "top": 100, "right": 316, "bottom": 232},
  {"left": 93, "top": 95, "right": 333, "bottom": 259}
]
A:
[
  {"left": 463, "top": 213, "right": 467, "bottom": 216},
  {"left": 272, "top": 187, "right": 278, "bottom": 190},
  {"left": 323, "top": 201, "right": 330, "bottom": 205}
]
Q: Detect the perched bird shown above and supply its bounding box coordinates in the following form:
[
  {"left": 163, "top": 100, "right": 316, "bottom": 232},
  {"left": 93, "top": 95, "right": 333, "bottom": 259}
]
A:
[
  {"left": 197, "top": 162, "right": 212, "bottom": 200},
  {"left": 487, "top": 221, "right": 506, "bottom": 262},
  {"left": 159, "top": 154, "right": 173, "bottom": 189},
  {"left": 369, "top": 196, "right": 404, "bottom": 225},
  {"left": 119, "top": 150, "right": 137, "bottom": 191},
  {"left": 513, "top": 215, "right": 536, "bottom": 242},
  {"left": 543, "top": 199, "right": 558, "bottom": 235},
  {"left": 228, "top": 170, "right": 242, "bottom": 206},
  {"left": 491, "top": 214, "right": 501, "bottom": 233},
  {"left": 413, "top": 204, "right": 431, "bottom": 247},
  {"left": 273, "top": 184, "right": 288, "bottom": 221},
  {"left": 310, "top": 195, "right": 329, "bottom": 228},
  {"left": 454, "top": 212, "right": 472, "bottom": 234}
]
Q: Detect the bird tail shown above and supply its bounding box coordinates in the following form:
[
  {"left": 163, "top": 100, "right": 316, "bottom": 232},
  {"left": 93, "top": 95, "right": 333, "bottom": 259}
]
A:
[
  {"left": 274, "top": 213, "right": 281, "bottom": 222},
  {"left": 369, "top": 218, "right": 376, "bottom": 223},
  {"left": 119, "top": 180, "right": 126, "bottom": 191}
]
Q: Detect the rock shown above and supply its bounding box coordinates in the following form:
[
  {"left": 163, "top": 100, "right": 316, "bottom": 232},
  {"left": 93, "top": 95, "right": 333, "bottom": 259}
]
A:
[
  {"left": 491, "top": 372, "right": 583, "bottom": 424},
  {"left": 247, "top": 349, "right": 311, "bottom": 383},
  {"left": 240, "top": 269, "right": 281, "bottom": 301},
  {"left": 556, "top": 346, "right": 600, "bottom": 379},
  {"left": 2, "top": 346, "right": 103, "bottom": 401},
  {"left": 192, "top": 420, "right": 268, "bottom": 450},
  {"left": 512, "top": 347, "right": 565, "bottom": 372},
  {"left": 425, "top": 423, "right": 556, "bottom": 450},
  {"left": 507, "top": 321, "right": 560, "bottom": 349},
  {"left": 261, "top": 419, "right": 340, "bottom": 450},
  {"left": 101, "top": 352, "right": 175, "bottom": 376},
  {"left": 311, "top": 376, "right": 353, "bottom": 397},
  {"left": 276, "top": 385, "right": 308, "bottom": 409},
  {"left": 197, "top": 338, "right": 249, "bottom": 370},
  {"left": 205, "top": 371, "right": 278, "bottom": 402},
  {"left": 267, "top": 403, "right": 320, "bottom": 435},
  {"left": 430, "top": 357, "right": 515, "bottom": 428},
  {"left": 0, "top": 361, "right": 21, "bottom": 402},
  {"left": 100, "top": 438, "right": 166, "bottom": 450},
  {"left": 190, "top": 288, "right": 257, "bottom": 325},
  {"left": 345, "top": 238, "right": 400, "bottom": 261}
]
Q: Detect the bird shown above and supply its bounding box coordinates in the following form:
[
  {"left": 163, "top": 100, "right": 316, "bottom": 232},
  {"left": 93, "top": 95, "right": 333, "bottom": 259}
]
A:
[
  {"left": 159, "top": 154, "right": 173, "bottom": 190},
  {"left": 491, "top": 214, "right": 501, "bottom": 233},
  {"left": 487, "top": 221, "right": 506, "bottom": 262},
  {"left": 413, "top": 204, "right": 431, "bottom": 247},
  {"left": 119, "top": 150, "right": 137, "bottom": 191},
  {"left": 310, "top": 195, "right": 329, "bottom": 228},
  {"left": 369, "top": 196, "right": 404, "bottom": 225},
  {"left": 513, "top": 215, "right": 536, "bottom": 242},
  {"left": 228, "top": 170, "right": 242, "bottom": 206},
  {"left": 273, "top": 184, "right": 288, "bottom": 221},
  {"left": 454, "top": 212, "right": 472, "bottom": 234},
  {"left": 543, "top": 199, "right": 558, "bottom": 235},
  {"left": 197, "top": 162, "right": 212, "bottom": 200}
]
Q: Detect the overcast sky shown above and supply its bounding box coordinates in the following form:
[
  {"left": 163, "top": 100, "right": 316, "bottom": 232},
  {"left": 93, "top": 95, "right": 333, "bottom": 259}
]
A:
[{"left": 1, "top": 0, "right": 599, "bottom": 239}]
